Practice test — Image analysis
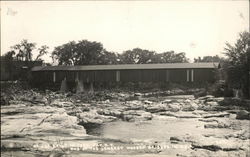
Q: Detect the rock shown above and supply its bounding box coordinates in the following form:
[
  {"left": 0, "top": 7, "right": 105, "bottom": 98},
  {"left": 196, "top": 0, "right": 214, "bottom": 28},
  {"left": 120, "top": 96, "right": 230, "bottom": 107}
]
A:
[
  {"left": 225, "top": 130, "right": 250, "bottom": 140},
  {"left": 77, "top": 110, "right": 117, "bottom": 124},
  {"left": 236, "top": 110, "right": 250, "bottom": 120},
  {"left": 140, "top": 112, "right": 153, "bottom": 120},
  {"left": 182, "top": 102, "right": 199, "bottom": 111},
  {"left": 170, "top": 136, "right": 183, "bottom": 142},
  {"left": 165, "top": 95, "right": 195, "bottom": 100},
  {"left": 121, "top": 110, "right": 152, "bottom": 121},
  {"left": 206, "top": 97, "right": 224, "bottom": 103},
  {"left": 97, "top": 109, "right": 122, "bottom": 118},
  {"left": 202, "top": 112, "right": 230, "bottom": 118},
  {"left": 191, "top": 136, "right": 243, "bottom": 152},
  {"left": 204, "top": 123, "right": 230, "bottom": 129},
  {"left": 1, "top": 105, "right": 86, "bottom": 139},
  {"left": 124, "top": 100, "right": 144, "bottom": 110},
  {"left": 194, "top": 89, "right": 207, "bottom": 98},
  {"left": 161, "top": 99, "right": 172, "bottom": 103},
  {"left": 134, "top": 93, "right": 143, "bottom": 97},
  {"left": 187, "top": 149, "right": 249, "bottom": 157},
  {"left": 146, "top": 105, "right": 167, "bottom": 113},
  {"left": 198, "top": 119, "right": 218, "bottom": 123},
  {"left": 66, "top": 107, "right": 83, "bottom": 116},
  {"left": 159, "top": 111, "right": 200, "bottom": 118},
  {"left": 100, "top": 99, "right": 110, "bottom": 103},
  {"left": 31, "top": 95, "right": 48, "bottom": 104},
  {"left": 166, "top": 103, "right": 181, "bottom": 112},
  {"left": 198, "top": 95, "right": 214, "bottom": 100},
  {"left": 198, "top": 101, "right": 222, "bottom": 111},
  {"left": 1, "top": 105, "right": 65, "bottom": 115},
  {"left": 144, "top": 100, "right": 153, "bottom": 105},
  {"left": 170, "top": 89, "right": 185, "bottom": 95},
  {"left": 50, "top": 100, "right": 74, "bottom": 107},
  {"left": 146, "top": 102, "right": 182, "bottom": 113},
  {"left": 184, "top": 99, "right": 191, "bottom": 103},
  {"left": 192, "top": 144, "right": 221, "bottom": 151},
  {"left": 159, "top": 112, "right": 177, "bottom": 117},
  {"left": 192, "top": 110, "right": 208, "bottom": 116},
  {"left": 226, "top": 110, "right": 241, "bottom": 114},
  {"left": 205, "top": 101, "right": 219, "bottom": 106},
  {"left": 164, "top": 90, "right": 171, "bottom": 95}
]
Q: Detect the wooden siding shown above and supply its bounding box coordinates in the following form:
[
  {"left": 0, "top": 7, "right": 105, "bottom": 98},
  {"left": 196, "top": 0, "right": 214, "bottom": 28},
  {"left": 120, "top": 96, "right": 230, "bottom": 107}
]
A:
[
  {"left": 33, "top": 71, "right": 54, "bottom": 83},
  {"left": 78, "top": 71, "right": 95, "bottom": 83},
  {"left": 94, "top": 70, "right": 116, "bottom": 82},
  {"left": 194, "top": 69, "right": 215, "bottom": 82},
  {"left": 55, "top": 71, "right": 65, "bottom": 83},
  {"left": 32, "top": 68, "right": 217, "bottom": 84},
  {"left": 119, "top": 69, "right": 168, "bottom": 82},
  {"left": 169, "top": 69, "right": 187, "bottom": 82},
  {"left": 120, "top": 70, "right": 141, "bottom": 82}
]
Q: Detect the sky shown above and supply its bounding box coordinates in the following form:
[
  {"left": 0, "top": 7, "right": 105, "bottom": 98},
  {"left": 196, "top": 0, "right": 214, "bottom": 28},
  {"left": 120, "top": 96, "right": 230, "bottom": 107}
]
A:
[{"left": 1, "top": 0, "right": 249, "bottom": 63}]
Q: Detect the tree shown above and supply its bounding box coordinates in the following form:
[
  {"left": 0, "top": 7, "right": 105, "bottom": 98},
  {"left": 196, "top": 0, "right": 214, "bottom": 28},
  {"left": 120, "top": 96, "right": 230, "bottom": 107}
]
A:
[
  {"left": 119, "top": 48, "right": 156, "bottom": 64},
  {"left": 194, "top": 55, "right": 224, "bottom": 63},
  {"left": 4, "top": 50, "right": 15, "bottom": 61},
  {"left": 118, "top": 49, "right": 189, "bottom": 64},
  {"left": 35, "top": 45, "right": 49, "bottom": 61},
  {"left": 98, "top": 50, "right": 119, "bottom": 64},
  {"left": 52, "top": 40, "right": 106, "bottom": 65},
  {"left": 2, "top": 51, "right": 16, "bottom": 80},
  {"left": 7, "top": 39, "right": 48, "bottom": 62},
  {"left": 12, "top": 39, "right": 36, "bottom": 61},
  {"left": 153, "top": 51, "right": 189, "bottom": 63},
  {"left": 223, "top": 31, "right": 250, "bottom": 98}
]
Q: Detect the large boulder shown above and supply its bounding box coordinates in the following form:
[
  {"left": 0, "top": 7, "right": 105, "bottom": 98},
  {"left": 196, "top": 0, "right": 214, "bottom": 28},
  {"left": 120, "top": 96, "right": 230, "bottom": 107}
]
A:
[
  {"left": 1, "top": 105, "right": 86, "bottom": 139},
  {"left": 77, "top": 110, "right": 117, "bottom": 124}
]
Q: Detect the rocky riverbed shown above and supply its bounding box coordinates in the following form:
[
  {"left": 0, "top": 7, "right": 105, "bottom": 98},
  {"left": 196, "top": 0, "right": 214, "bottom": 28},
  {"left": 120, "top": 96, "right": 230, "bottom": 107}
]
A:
[{"left": 1, "top": 89, "right": 250, "bottom": 157}]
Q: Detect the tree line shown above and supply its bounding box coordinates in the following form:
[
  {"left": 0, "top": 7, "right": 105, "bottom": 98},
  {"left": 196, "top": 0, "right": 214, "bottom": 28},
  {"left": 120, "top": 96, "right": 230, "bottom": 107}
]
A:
[
  {"left": 51, "top": 40, "right": 191, "bottom": 65},
  {"left": 2, "top": 31, "right": 249, "bottom": 98},
  {"left": 3, "top": 39, "right": 222, "bottom": 65}
]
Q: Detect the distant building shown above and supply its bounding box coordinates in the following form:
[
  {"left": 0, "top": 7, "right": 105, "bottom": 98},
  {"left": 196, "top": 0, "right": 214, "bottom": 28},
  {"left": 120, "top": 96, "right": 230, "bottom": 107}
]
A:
[{"left": 31, "top": 63, "right": 219, "bottom": 90}]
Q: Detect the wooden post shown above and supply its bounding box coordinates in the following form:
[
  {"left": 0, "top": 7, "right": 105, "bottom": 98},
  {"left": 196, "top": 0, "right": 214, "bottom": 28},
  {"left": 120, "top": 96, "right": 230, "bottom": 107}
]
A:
[
  {"left": 166, "top": 70, "right": 169, "bottom": 82},
  {"left": 116, "top": 70, "right": 120, "bottom": 82},
  {"left": 186, "top": 70, "right": 189, "bottom": 82},
  {"left": 191, "top": 69, "right": 194, "bottom": 82},
  {"left": 53, "top": 72, "right": 56, "bottom": 83}
]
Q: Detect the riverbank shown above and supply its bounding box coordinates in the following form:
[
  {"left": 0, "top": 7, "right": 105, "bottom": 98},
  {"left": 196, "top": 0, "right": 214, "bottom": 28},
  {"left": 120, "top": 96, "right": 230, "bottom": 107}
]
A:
[{"left": 1, "top": 87, "right": 250, "bottom": 156}]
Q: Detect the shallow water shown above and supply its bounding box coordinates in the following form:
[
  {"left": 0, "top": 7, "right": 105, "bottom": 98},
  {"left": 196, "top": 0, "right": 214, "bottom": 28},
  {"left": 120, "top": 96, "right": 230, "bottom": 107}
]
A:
[{"left": 85, "top": 116, "right": 232, "bottom": 142}]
